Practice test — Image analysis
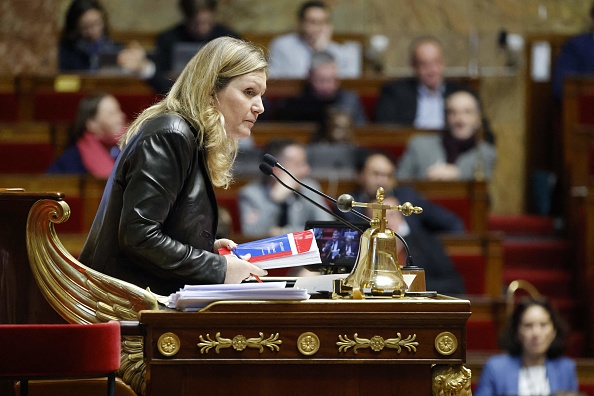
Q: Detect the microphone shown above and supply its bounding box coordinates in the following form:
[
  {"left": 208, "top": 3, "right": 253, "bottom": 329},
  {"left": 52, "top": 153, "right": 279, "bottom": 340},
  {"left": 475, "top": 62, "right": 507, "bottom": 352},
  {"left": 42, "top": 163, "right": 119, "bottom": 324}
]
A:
[
  {"left": 263, "top": 153, "right": 371, "bottom": 222},
  {"left": 259, "top": 163, "right": 366, "bottom": 234},
  {"left": 261, "top": 158, "right": 416, "bottom": 268}
]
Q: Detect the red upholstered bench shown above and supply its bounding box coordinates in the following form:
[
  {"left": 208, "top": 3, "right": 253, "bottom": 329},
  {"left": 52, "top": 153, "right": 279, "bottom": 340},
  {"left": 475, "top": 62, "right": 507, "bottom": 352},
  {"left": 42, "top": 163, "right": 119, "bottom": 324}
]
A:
[
  {"left": 0, "top": 92, "right": 19, "bottom": 121},
  {"left": 0, "top": 122, "right": 57, "bottom": 173},
  {"left": 0, "top": 321, "right": 121, "bottom": 396},
  {"left": 450, "top": 254, "right": 487, "bottom": 295}
]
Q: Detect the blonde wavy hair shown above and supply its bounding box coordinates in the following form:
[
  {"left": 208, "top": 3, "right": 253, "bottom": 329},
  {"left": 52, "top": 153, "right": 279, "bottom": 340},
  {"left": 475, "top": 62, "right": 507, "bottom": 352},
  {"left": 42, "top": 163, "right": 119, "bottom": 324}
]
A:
[{"left": 120, "top": 36, "right": 268, "bottom": 188}]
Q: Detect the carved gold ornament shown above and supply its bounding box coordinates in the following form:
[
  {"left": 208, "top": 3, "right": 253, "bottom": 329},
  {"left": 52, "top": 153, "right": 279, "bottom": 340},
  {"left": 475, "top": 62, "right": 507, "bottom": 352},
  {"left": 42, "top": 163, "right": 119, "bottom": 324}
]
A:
[
  {"left": 337, "top": 333, "right": 419, "bottom": 354},
  {"left": 157, "top": 332, "right": 181, "bottom": 357},
  {"left": 434, "top": 332, "right": 458, "bottom": 356},
  {"left": 197, "top": 332, "right": 282, "bottom": 354},
  {"left": 26, "top": 198, "right": 161, "bottom": 395},
  {"left": 297, "top": 332, "right": 320, "bottom": 356}
]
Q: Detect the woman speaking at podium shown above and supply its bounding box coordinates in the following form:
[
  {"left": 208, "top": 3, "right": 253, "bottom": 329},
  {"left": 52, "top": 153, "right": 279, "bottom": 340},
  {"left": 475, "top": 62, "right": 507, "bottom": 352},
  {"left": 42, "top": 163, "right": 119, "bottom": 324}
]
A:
[{"left": 80, "top": 37, "right": 267, "bottom": 295}]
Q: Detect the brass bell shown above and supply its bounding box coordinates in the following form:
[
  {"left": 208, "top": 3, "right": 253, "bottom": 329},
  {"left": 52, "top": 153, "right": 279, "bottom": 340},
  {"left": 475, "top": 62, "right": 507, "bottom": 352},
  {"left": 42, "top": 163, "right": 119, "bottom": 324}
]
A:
[{"left": 334, "top": 187, "right": 423, "bottom": 299}]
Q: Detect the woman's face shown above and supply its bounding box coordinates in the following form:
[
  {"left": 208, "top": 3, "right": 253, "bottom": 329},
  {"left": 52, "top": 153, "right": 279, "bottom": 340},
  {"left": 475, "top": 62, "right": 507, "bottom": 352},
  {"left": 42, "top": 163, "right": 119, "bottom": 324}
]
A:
[
  {"left": 517, "top": 305, "right": 557, "bottom": 360},
  {"left": 87, "top": 95, "right": 126, "bottom": 144},
  {"left": 77, "top": 8, "right": 105, "bottom": 43},
  {"left": 214, "top": 71, "right": 266, "bottom": 140}
]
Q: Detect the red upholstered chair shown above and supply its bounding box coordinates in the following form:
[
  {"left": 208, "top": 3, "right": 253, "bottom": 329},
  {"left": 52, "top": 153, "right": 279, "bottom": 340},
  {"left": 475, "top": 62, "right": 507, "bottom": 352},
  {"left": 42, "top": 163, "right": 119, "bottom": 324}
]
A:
[{"left": 0, "top": 321, "right": 121, "bottom": 396}]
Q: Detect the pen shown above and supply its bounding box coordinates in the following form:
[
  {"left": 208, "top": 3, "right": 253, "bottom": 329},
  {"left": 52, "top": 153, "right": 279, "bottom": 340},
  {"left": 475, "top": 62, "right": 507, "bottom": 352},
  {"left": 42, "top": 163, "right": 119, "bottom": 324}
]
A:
[{"left": 231, "top": 247, "right": 263, "bottom": 283}]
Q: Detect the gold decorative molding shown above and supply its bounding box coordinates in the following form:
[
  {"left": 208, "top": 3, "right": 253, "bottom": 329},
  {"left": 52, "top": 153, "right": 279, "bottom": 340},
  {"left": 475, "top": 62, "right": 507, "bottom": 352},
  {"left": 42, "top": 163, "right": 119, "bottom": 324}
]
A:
[
  {"left": 158, "top": 332, "right": 181, "bottom": 357},
  {"left": 119, "top": 335, "right": 147, "bottom": 395},
  {"left": 432, "top": 364, "right": 472, "bottom": 396},
  {"left": 197, "top": 332, "right": 282, "bottom": 354},
  {"left": 25, "top": 198, "right": 162, "bottom": 395},
  {"left": 297, "top": 332, "right": 320, "bottom": 356},
  {"left": 337, "top": 333, "right": 418, "bottom": 354},
  {"left": 434, "top": 332, "right": 458, "bottom": 356}
]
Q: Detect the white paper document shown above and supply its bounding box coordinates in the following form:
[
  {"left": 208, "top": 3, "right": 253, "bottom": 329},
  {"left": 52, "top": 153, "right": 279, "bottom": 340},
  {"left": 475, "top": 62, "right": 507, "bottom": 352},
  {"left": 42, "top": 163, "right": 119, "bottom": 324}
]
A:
[{"left": 168, "top": 282, "right": 310, "bottom": 311}]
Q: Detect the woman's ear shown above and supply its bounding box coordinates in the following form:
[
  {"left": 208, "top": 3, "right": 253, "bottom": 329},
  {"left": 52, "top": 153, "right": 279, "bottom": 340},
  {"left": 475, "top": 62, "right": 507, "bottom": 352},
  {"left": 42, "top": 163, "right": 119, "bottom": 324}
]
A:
[{"left": 211, "top": 93, "right": 220, "bottom": 107}]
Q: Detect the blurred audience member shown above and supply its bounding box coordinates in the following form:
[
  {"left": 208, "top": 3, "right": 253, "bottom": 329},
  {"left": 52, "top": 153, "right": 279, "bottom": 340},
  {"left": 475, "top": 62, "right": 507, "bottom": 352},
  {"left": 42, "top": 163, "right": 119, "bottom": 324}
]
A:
[
  {"left": 148, "top": 0, "right": 240, "bottom": 93},
  {"left": 337, "top": 150, "right": 466, "bottom": 295},
  {"left": 553, "top": 2, "right": 594, "bottom": 100},
  {"left": 475, "top": 297, "right": 578, "bottom": 396},
  {"left": 312, "top": 108, "right": 355, "bottom": 143},
  {"left": 397, "top": 89, "right": 496, "bottom": 181},
  {"left": 375, "top": 36, "right": 467, "bottom": 129},
  {"left": 58, "top": 0, "right": 151, "bottom": 76},
  {"left": 48, "top": 93, "right": 125, "bottom": 178},
  {"left": 268, "top": 1, "right": 361, "bottom": 78},
  {"left": 239, "top": 139, "right": 333, "bottom": 237},
  {"left": 276, "top": 51, "right": 367, "bottom": 129},
  {"left": 321, "top": 229, "right": 345, "bottom": 262}
]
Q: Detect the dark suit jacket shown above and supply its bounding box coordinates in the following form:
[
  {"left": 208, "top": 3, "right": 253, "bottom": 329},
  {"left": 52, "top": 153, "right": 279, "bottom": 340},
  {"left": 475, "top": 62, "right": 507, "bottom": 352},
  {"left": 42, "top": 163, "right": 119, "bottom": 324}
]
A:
[
  {"left": 375, "top": 78, "right": 466, "bottom": 125},
  {"left": 343, "top": 241, "right": 359, "bottom": 258},
  {"left": 375, "top": 78, "right": 496, "bottom": 143},
  {"left": 322, "top": 239, "right": 346, "bottom": 262}
]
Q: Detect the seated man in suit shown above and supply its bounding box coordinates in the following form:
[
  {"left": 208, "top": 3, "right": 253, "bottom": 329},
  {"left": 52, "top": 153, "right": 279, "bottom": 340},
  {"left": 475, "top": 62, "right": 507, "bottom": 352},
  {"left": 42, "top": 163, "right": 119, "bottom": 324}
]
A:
[
  {"left": 375, "top": 37, "right": 495, "bottom": 143},
  {"left": 239, "top": 139, "right": 334, "bottom": 237},
  {"left": 375, "top": 36, "right": 467, "bottom": 129},
  {"left": 321, "top": 229, "right": 345, "bottom": 262},
  {"left": 337, "top": 150, "right": 466, "bottom": 295},
  {"left": 126, "top": 0, "right": 241, "bottom": 94},
  {"left": 342, "top": 234, "right": 358, "bottom": 259},
  {"left": 274, "top": 50, "right": 368, "bottom": 129},
  {"left": 267, "top": 0, "right": 361, "bottom": 78}
]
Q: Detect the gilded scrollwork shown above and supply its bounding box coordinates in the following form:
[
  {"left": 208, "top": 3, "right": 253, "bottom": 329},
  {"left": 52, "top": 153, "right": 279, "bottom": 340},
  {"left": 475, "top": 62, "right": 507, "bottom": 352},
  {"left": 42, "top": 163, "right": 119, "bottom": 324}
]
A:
[
  {"left": 337, "top": 332, "right": 419, "bottom": 354},
  {"left": 26, "top": 198, "right": 161, "bottom": 395},
  {"left": 197, "top": 332, "right": 282, "bottom": 354},
  {"left": 432, "top": 364, "right": 472, "bottom": 396}
]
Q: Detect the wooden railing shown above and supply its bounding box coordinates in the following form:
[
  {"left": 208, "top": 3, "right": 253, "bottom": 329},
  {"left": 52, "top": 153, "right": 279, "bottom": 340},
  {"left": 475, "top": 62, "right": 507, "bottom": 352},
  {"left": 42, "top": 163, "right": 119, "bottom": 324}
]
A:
[{"left": 562, "top": 76, "right": 594, "bottom": 358}]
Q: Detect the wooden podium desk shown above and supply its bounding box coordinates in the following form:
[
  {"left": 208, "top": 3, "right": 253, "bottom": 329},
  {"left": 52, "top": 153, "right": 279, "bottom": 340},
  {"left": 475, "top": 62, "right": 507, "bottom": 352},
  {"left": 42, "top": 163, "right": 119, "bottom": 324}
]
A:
[{"left": 140, "top": 297, "right": 470, "bottom": 396}]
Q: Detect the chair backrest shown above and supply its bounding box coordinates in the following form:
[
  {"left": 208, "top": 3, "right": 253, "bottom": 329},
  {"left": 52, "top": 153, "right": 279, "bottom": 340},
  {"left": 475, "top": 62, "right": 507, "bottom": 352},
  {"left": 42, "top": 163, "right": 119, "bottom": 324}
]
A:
[
  {"left": 506, "top": 279, "right": 542, "bottom": 317},
  {"left": 0, "top": 321, "right": 121, "bottom": 377},
  {"left": 0, "top": 190, "right": 67, "bottom": 324}
]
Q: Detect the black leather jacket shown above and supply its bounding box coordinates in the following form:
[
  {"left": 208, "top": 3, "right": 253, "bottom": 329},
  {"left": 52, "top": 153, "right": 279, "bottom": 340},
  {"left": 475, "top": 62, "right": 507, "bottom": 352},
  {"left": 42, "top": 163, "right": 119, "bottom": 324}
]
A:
[{"left": 80, "top": 114, "right": 226, "bottom": 296}]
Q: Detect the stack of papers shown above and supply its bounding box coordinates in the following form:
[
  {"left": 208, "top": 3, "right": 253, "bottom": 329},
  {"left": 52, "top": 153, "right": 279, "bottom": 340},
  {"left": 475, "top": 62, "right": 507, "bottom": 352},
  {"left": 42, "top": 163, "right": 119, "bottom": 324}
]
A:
[
  {"left": 218, "top": 230, "right": 320, "bottom": 269},
  {"left": 168, "top": 282, "right": 310, "bottom": 311}
]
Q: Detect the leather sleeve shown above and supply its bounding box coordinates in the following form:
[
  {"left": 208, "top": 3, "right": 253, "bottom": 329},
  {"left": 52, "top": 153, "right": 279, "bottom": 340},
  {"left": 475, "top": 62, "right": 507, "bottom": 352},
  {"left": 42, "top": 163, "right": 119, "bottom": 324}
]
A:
[{"left": 118, "top": 127, "right": 226, "bottom": 285}]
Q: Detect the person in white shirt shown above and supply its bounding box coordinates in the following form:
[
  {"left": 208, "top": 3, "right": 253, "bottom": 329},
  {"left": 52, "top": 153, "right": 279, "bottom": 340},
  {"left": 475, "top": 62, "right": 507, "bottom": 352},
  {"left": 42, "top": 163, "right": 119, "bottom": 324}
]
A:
[{"left": 267, "top": 1, "right": 361, "bottom": 79}]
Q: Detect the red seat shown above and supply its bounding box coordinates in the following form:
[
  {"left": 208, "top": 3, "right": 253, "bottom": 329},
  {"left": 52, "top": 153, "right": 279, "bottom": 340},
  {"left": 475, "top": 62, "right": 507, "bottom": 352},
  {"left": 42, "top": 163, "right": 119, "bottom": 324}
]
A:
[
  {"left": 32, "top": 92, "right": 160, "bottom": 123},
  {"left": 0, "top": 321, "right": 121, "bottom": 396},
  {"left": 450, "top": 255, "right": 486, "bottom": 295},
  {"left": 0, "top": 92, "right": 19, "bottom": 121},
  {"left": 0, "top": 143, "right": 55, "bottom": 173},
  {"left": 432, "top": 197, "right": 472, "bottom": 231}
]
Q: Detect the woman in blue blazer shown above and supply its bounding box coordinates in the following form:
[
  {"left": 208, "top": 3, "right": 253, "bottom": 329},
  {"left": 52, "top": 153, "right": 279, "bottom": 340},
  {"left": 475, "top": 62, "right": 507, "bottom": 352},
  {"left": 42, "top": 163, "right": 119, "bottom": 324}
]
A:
[{"left": 475, "top": 297, "right": 578, "bottom": 396}]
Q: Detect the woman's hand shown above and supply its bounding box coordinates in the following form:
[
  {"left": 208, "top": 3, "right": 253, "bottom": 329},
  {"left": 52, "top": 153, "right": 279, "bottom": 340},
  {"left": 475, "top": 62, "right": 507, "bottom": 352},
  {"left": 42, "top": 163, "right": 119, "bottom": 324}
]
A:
[
  {"left": 223, "top": 255, "right": 267, "bottom": 284},
  {"left": 214, "top": 238, "right": 236, "bottom": 252}
]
